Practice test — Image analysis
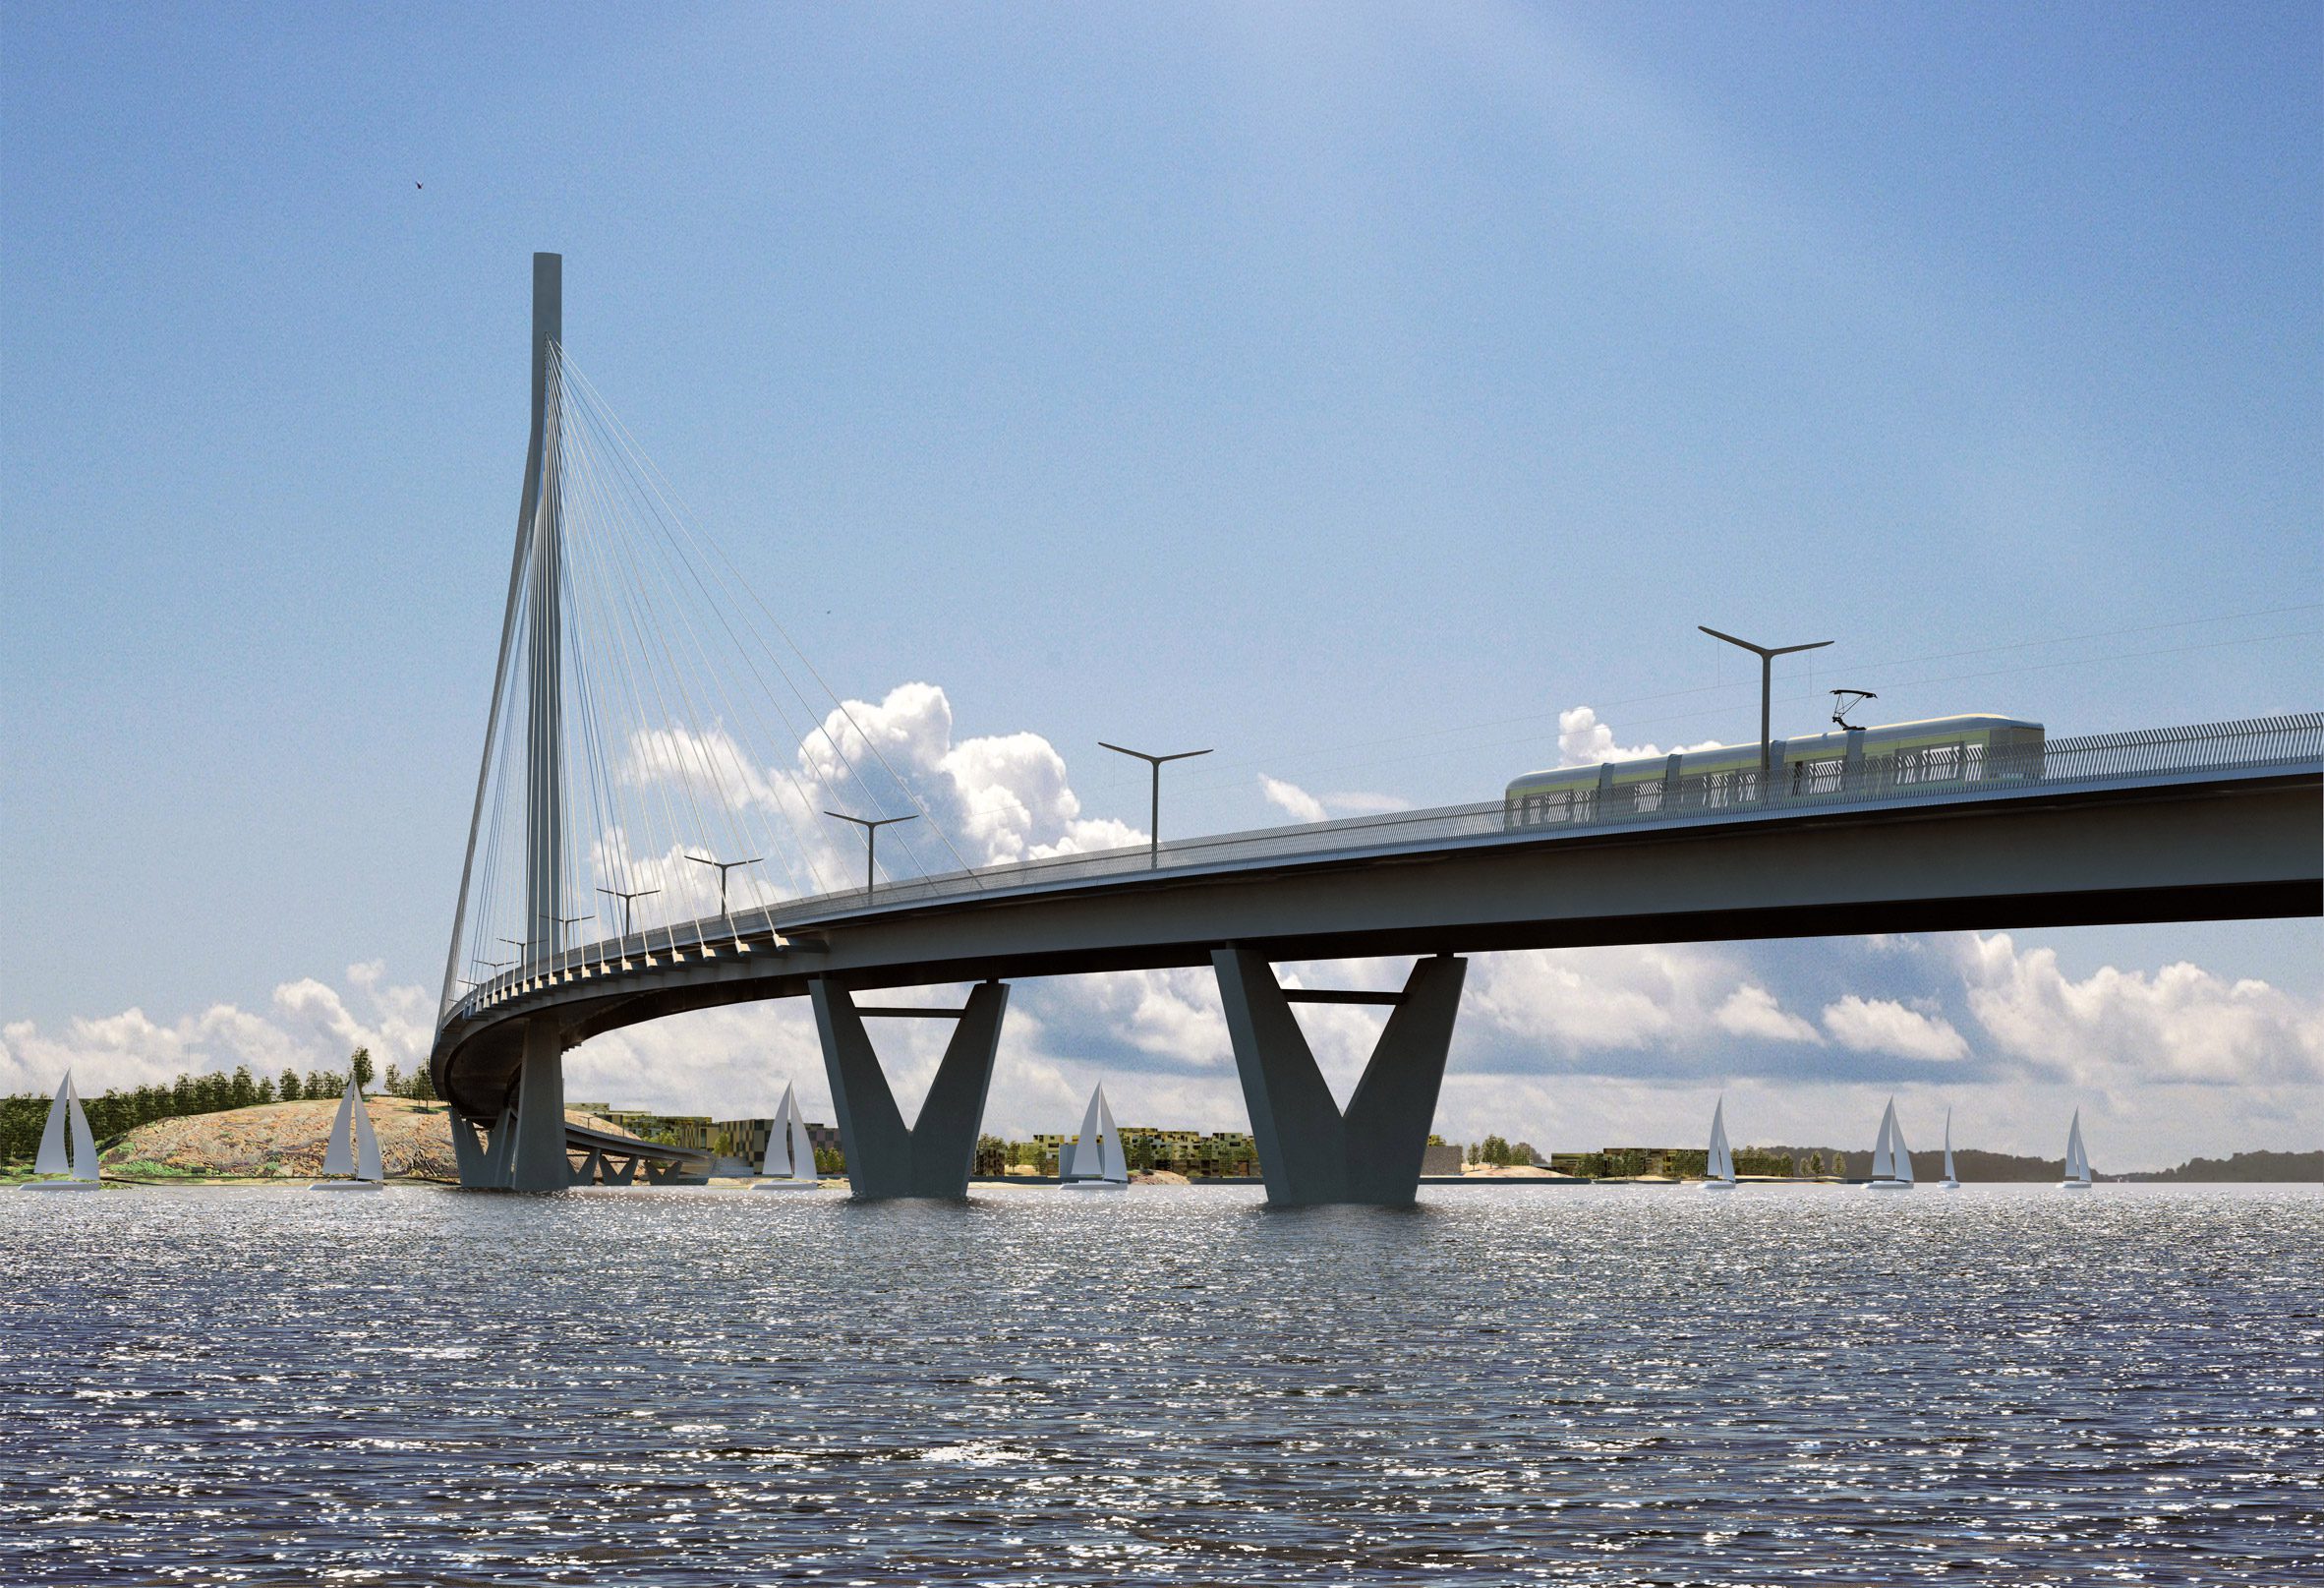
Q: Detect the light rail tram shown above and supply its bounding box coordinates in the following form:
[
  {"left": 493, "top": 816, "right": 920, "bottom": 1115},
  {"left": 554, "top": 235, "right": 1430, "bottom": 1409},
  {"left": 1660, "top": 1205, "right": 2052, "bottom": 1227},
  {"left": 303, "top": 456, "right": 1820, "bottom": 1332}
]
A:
[{"left": 1504, "top": 715, "right": 2046, "bottom": 828}]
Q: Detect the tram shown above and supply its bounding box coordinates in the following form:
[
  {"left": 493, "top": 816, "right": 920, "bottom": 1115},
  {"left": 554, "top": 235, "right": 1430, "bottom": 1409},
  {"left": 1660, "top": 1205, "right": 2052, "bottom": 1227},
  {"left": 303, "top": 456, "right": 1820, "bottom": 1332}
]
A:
[{"left": 1504, "top": 714, "right": 2046, "bottom": 827}]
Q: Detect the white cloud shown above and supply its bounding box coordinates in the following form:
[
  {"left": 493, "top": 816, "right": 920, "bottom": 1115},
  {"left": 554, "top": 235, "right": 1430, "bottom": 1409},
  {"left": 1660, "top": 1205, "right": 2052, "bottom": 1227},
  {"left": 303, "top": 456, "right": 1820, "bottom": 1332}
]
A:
[
  {"left": 1469, "top": 944, "right": 1724, "bottom": 1056},
  {"left": 1821, "top": 995, "right": 1969, "bottom": 1062},
  {"left": 1258, "top": 775, "right": 1327, "bottom": 824},
  {"left": 1714, "top": 984, "right": 1823, "bottom": 1044},
  {"left": 0, "top": 965, "right": 435, "bottom": 1097},
  {"left": 1554, "top": 706, "right": 1722, "bottom": 767},
  {"left": 1959, "top": 933, "right": 2324, "bottom": 1088},
  {"left": 1258, "top": 776, "right": 1412, "bottom": 825}
]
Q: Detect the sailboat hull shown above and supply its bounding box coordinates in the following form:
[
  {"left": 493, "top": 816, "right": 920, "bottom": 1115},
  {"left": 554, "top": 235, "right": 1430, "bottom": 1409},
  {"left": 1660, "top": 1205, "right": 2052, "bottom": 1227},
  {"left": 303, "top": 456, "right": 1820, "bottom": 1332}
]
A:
[
  {"left": 309, "top": 1180, "right": 384, "bottom": 1191},
  {"left": 751, "top": 1178, "right": 824, "bottom": 1191},
  {"left": 1057, "top": 1179, "right": 1129, "bottom": 1191},
  {"left": 1699, "top": 1179, "right": 1737, "bottom": 1192},
  {"left": 2058, "top": 1181, "right": 2092, "bottom": 1192},
  {"left": 1865, "top": 1180, "right": 1914, "bottom": 1192},
  {"left": 1940, "top": 1180, "right": 1961, "bottom": 1190},
  {"left": 20, "top": 1179, "right": 102, "bottom": 1192}
]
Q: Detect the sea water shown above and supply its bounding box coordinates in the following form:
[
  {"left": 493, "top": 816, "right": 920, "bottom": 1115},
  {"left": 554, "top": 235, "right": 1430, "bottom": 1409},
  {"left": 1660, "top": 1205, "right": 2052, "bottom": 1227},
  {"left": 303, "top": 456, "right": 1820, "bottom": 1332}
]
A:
[{"left": 3, "top": 1183, "right": 2317, "bottom": 1583}]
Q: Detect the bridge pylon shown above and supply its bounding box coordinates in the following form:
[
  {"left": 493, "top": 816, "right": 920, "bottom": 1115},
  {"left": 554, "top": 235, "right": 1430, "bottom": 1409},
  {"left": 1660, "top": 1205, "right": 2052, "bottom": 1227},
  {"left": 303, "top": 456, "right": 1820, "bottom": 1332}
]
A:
[
  {"left": 1212, "top": 949, "right": 1468, "bottom": 1207},
  {"left": 811, "top": 978, "right": 1010, "bottom": 1199}
]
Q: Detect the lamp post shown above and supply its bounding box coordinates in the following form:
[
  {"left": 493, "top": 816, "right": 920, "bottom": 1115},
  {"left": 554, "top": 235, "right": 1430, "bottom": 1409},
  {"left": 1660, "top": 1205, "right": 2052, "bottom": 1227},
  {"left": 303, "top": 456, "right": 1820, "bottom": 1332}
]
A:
[
  {"left": 822, "top": 811, "right": 918, "bottom": 895},
  {"left": 1699, "top": 626, "right": 1833, "bottom": 792},
  {"left": 596, "top": 885, "right": 660, "bottom": 939},
  {"left": 685, "top": 854, "right": 761, "bottom": 917},
  {"left": 1099, "top": 741, "right": 1212, "bottom": 867}
]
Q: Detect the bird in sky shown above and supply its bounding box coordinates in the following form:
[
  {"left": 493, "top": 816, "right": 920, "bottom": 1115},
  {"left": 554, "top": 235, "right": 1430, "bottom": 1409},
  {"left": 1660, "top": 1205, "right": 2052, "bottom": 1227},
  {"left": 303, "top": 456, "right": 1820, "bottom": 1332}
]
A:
[{"left": 415, "top": 181, "right": 424, "bottom": 190}]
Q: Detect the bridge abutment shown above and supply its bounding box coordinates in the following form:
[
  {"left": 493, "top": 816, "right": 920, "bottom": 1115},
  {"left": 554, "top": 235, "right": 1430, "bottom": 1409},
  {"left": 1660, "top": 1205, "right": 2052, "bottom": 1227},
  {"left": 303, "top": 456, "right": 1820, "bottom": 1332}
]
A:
[
  {"left": 1213, "top": 949, "right": 1466, "bottom": 1207},
  {"left": 812, "top": 978, "right": 1009, "bottom": 1199}
]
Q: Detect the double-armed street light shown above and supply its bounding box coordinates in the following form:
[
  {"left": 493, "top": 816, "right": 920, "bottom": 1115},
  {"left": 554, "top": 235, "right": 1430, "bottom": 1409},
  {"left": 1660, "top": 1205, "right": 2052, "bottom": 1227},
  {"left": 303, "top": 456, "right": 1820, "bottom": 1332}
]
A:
[
  {"left": 822, "top": 811, "right": 918, "bottom": 896},
  {"left": 596, "top": 884, "right": 661, "bottom": 939},
  {"left": 685, "top": 853, "right": 760, "bottom": 917},
  {"left": 1699, "top": 626, "right": 1833, "bottom": 792},
  {"left": 1099, "top": 741, "right": 1212, "bottom": 868}
]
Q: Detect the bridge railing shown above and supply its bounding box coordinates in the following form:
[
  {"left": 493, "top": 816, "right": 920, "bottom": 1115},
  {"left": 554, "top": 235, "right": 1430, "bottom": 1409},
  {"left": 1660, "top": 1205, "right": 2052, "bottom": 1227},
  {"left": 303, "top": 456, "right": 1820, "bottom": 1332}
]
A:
[
  {"left": 747, "top": 711, "right": 2323, "bottom": 921},
  {"left": 442, "top": 712, "right": 2320, "bottom": 1027}
]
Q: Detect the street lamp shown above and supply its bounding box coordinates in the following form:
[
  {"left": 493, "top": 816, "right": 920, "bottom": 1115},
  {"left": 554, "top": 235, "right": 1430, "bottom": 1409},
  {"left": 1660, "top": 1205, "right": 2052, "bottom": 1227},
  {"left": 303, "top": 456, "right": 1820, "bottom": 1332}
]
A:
[
  {"left": 822, "top": 811, "right": 918, "bottom": 895},
  {"left": 1699, "top": 626, "right": 1833, "bottom": 792},
  {"left": 596, "top": 885, "right": 660, "bottom": 938},
  {"left": 1099, "top": 741, "right": 1212, "bottom": 867},
  {"left": 685, "top": 854, "right": 761, "bottom": 916}
]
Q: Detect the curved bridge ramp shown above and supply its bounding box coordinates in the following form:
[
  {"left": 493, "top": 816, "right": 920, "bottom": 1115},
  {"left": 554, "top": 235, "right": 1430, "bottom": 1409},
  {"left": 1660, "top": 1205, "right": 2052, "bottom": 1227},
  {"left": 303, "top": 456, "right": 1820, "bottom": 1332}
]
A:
[{"left": 449, "top": 1111, "right": 713, "bottom": 1188}]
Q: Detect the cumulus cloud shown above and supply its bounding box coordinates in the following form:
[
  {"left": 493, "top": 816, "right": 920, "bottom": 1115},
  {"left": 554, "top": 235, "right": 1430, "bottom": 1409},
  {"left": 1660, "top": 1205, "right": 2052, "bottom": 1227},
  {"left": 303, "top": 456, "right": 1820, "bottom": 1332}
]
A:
[
  {"left": 1714, "top": 984, "right": 1823, "bottom": 1044},
  {"left": 1258, "top": 776, "right": 1414, "bottom": 825},
  {"left": 1821, "top": 995, "right": 1970, "bottom": 1062},
  {"left": 1259, "top": 775, "right": 1327, "bottom": 824},
  {"left": 1555, "top": 706, "right": 1722, "bottom": 766},
  {"left": 1959, "top": 933, "right": 2324, "bottom": 1088},
  {"left": 0, "top": 966, "right": 435, "bottom": 1096},
  {"left": 1468, "top": 945, "right": 1728, "bottom": 1059}
]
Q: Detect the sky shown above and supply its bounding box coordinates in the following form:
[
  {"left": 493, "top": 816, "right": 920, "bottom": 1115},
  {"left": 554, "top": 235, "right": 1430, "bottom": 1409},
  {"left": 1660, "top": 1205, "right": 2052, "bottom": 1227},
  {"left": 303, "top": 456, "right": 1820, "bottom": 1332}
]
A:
[{"left": 2, "top": 3, "right": 2318, "bottom": 1169}]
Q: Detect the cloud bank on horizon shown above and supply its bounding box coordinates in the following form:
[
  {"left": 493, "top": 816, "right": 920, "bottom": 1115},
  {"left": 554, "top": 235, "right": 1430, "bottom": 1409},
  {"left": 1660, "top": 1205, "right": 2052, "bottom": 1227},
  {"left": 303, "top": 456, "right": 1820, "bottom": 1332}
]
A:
[{"left": 5, "top": 691, "right": 2316, "bottom": 1169}]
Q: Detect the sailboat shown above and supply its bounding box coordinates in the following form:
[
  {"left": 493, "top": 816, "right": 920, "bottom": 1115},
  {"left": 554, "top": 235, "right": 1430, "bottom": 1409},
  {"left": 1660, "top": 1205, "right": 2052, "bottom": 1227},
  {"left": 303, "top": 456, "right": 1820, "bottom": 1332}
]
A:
[
  {"left": 1866, "top": 1097, "right": 1915, "bottom": 1191},
  {"left": 752, "top": 1084, "right": 822, "bottom": 1191},
  {"left": 2059, "top": 1109, "right": 2094, "bottom": 1192},
  {"left": 1057, "top": 1084, "right": 1129, "bottom": 1190},
  {"left": 1700, "top": 1096, "right": 1737, "bottom": 1191},
  {"left": 22, "top": 1071, "right": 102, "bottom": 1191},
  {"left": 1940, "top": 1107, "right": 1961, "bottom": 1190},
  {"left": 310, "top": 1077, "right": 385, "bottom": 1190}
]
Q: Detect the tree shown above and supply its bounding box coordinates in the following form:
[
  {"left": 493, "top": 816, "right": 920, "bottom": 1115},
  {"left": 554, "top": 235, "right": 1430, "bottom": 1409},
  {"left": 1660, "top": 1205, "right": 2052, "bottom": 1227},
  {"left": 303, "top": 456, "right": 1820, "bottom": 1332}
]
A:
[
  {"left": 1480, "top": 1134, "right": 1514, "bottom": 1167},
  {"left": 278, "top": 1069, "right": 303, "bottom": 1102},
  {"left": 349, "top": 1047, "right": 375, "bottom": 1089},
  {"left": 382, "top": 1063, "right": 403, "bottom": 1097},
  {"left": 974, "top": 1134, "right": 1007, "bottom": 1176}
]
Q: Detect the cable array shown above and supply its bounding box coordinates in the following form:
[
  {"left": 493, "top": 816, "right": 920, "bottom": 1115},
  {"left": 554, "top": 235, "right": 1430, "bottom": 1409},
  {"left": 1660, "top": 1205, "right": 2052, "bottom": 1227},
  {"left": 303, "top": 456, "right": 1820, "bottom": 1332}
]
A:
[{"left": 440, "top": 347, "right": 971, "bottom": 1019}]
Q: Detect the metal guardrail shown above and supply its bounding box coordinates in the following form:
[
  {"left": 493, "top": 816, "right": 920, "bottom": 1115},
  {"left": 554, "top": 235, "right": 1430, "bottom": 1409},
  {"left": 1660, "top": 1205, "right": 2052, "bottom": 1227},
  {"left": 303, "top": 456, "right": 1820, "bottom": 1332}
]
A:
[{"left": 443, "top": 713, "right": 2321, "bottom": 1028}]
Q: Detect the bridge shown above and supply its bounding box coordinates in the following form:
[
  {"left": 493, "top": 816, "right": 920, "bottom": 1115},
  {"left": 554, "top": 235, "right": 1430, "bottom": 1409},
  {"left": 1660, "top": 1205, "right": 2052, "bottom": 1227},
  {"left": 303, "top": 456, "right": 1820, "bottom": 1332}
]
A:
[{"left": 430, "top": 257, "right": 2324, "bottom": 1205}]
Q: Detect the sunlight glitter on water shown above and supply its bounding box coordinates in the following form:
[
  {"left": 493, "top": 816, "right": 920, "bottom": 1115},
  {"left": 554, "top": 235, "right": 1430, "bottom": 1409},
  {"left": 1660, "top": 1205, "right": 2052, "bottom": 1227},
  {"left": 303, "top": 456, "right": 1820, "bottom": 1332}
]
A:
[{"left": 2, "top": 1182, "right": 2318, "bottom": 1583}]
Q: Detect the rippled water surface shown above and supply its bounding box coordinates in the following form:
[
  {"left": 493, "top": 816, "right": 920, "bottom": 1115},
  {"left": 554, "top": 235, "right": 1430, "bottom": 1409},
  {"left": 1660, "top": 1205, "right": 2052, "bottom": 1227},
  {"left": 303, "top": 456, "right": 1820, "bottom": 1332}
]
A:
[{"left": 4, "top": 1183, "right": 2319, "bottom": 1584}]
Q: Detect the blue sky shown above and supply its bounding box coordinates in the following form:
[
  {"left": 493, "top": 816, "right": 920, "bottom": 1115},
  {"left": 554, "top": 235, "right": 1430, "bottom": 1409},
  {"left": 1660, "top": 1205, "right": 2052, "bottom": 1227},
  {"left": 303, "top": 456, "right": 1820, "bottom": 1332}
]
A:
[{"left": 3, "top": 4, "right": 2317, "bottom": 1164}]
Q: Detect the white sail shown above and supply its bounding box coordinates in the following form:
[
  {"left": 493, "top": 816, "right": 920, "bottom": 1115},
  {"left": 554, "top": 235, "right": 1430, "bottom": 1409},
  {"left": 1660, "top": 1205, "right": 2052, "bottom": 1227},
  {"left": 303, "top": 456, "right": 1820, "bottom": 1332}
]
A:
[
  {"left": 323, "top": 1082, "right": 358, "bottom": 1177},
  {"left": 1706, "top": 1098, "right": 1734, "bottom": 1182},
  {"left": 35, "top": 1075, "right": 72, "bottom": 1176},
  {"left": 67, "top": 1078, "right": 100, "bottom": 1181},
  {"left": 1094, "top": 1088, "right": 1127, "bottom": 1183},
  {"left": 1943, "top": 1108, "right": 1957, "bottom": 1184},
  {"left": 1870, "top": 1099, "right": 1896, "bottom": 1181},
  {"left": 2064, "top": 1111, "right": 2090, "bottom": 1184},
  {"left": 1069, "top": 1087, "right": 1106, "bottom": 1180},
  {"left": 784, "top": 1090, "right": 817, "bottom": 1182},
  {"left": 1889, "top": 1111, "right": 1915, "bottom": 1186},
  {"left": 352, "top": 1082, "right": 383, "bottom": 1183},
  {"left": 761, "top": 1084, "right": 799, "bottom": 1177}
]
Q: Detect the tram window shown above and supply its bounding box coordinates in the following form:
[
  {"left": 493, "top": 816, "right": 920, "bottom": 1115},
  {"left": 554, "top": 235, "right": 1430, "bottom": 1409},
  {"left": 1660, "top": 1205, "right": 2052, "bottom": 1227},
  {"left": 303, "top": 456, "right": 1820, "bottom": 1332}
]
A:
[{"left": 1793, "top": 759, "right": 1843, "bottom": 795}]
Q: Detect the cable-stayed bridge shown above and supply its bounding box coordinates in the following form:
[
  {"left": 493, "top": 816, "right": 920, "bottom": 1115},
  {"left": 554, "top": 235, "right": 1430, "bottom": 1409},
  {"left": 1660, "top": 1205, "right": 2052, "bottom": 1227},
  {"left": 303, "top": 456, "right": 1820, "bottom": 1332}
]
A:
[{"left": 431, "top": 257, "right": 2324, "bottom": 1205}]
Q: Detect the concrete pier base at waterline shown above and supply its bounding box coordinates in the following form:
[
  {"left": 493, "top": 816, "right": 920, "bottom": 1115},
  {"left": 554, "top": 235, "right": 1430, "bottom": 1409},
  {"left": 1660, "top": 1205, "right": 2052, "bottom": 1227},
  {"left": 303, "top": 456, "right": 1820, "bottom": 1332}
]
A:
[
  {"left": 448, "top": 1017, "right": 568, "bottom": 1191},
  {"left": 1212, "top": 949, "right": 1468, "bottom": 1207},
  {"left": 812, "top": 978, "right": 1010, "bottom": 1200}
]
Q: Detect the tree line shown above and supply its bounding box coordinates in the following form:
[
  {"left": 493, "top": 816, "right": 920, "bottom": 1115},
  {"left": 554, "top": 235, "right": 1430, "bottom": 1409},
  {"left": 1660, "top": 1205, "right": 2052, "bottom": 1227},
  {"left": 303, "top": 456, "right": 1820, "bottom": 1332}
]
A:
[{"left": 1, "top": 1047, "right": 436, "bottom": 1164}]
